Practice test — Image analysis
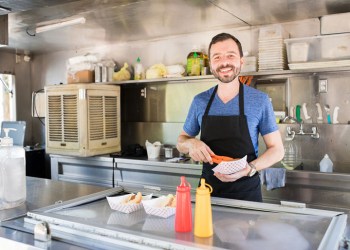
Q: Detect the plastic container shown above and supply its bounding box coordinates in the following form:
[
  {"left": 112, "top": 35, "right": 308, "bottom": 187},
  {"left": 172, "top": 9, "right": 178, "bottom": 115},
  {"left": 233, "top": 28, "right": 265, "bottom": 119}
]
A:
[
  {"left": 285, "top": 33, "right": 350, "bottom": 64},
  {"left": 194, "top": 178, "right": 213, "bottom": 238},
  {"left": 175, "top": 176, "right": 192, "bottom": 232},
  {"left": 134, "top": 57, "right": 145, "bottom": 80},
  {"left": 186, "top": 49, "right": 203, "bottom": 76},
  {"left": 319, "top": 154, "right": 333, "bottom": 173},
  {"left": 0, "top": 128, "right": 26, "bottom": 210}
]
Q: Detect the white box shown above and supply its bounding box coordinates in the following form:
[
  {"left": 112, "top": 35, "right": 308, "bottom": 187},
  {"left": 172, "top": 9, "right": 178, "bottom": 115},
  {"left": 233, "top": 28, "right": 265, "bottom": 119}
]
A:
[
  {"left": 259, "top": 24, "right": 289, "bottom": 40},
  {"left": 321, "top": 13, "right": 350, "bottom": 35},
  {"left": 320, "top": 33, "right": 350, "bottom": 60}
]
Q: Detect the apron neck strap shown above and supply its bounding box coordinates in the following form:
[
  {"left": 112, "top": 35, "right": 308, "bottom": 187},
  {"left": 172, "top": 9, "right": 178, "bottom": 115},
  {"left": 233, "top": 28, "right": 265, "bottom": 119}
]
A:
[{"left": 204, "top": 83, "right": 245, "bottom": 116}]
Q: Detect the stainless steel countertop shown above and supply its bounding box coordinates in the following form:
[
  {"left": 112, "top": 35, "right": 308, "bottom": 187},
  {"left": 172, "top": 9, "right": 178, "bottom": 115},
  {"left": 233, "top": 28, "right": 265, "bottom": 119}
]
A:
[
  {"left": 0, "top": 176, "right": 108, "bottom": 222},
  {"left": 1, "top": 177, "right": 349, "bottom": 249}
]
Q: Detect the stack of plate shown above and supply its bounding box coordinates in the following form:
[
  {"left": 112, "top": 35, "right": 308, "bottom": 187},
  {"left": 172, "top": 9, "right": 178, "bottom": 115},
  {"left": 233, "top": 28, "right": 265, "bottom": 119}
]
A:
[{"left": 258, "top": 25, "right": 289, "bottom": 71}]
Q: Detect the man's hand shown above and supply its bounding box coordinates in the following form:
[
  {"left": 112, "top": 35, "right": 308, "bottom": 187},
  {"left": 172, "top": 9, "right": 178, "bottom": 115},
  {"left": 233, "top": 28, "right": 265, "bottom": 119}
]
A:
[
  {"left": 187, "top": 138, "right": 214, "bottom": 164},
  {"left": 177, "top": 131, "right": 214, "bottom": 164}
]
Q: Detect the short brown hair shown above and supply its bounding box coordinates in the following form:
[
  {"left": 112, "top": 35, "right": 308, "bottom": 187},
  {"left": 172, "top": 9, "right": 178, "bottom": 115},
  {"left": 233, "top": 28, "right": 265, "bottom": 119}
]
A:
[{"left": 208, "top": 33, "right": 243, "bottom": 58}]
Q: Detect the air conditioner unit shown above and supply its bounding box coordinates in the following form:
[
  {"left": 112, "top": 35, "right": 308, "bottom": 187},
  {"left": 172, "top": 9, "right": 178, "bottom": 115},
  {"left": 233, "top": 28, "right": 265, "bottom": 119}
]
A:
[{"left": 45, "top": 84, "right": 121, "bottom": 157}]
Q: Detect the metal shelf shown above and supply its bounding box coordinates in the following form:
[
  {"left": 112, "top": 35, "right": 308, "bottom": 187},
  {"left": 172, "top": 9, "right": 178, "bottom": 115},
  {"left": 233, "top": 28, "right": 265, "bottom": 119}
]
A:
[{"left": 102, "top": 66, "right": 350, "bottom": 85}]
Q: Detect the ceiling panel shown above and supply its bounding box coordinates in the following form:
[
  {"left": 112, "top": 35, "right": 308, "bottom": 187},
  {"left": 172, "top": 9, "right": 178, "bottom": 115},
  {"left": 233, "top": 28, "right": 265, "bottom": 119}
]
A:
[{"left": 1, "top": 0, "right": 350, "bottom": 54}]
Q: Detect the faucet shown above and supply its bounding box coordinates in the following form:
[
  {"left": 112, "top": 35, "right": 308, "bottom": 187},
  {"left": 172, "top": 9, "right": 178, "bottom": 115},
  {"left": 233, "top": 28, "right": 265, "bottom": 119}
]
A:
[
  {"left": 282, "top": 116, "right": 319, "bottom": 139},
  {"left": 282, "top": 116, "right": 304, "bottom": 133}
]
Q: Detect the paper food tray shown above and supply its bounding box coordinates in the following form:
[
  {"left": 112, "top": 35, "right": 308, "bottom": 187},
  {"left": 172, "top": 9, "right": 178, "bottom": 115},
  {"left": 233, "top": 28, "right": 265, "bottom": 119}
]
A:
[
  {"left": 142, "top": 196, "right": 176, "bottom": 218},
  {"left": 212, "top": 155, "right": 247, "bottom": 174},
  {"left": 142, "top": 216, "right": 175, "bottom": 232},
  {"left": 107, "top": 210, "right": 146, "bottom": 226},
  {"left": 107, "top": 193, "right": 152, "bottom": 214}
]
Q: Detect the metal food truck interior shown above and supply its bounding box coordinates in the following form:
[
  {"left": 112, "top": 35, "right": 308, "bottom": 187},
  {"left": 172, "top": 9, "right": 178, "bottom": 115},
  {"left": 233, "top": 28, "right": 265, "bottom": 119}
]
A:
[{"left": 1, "top": 0, "right": 350, "bottom": 249}]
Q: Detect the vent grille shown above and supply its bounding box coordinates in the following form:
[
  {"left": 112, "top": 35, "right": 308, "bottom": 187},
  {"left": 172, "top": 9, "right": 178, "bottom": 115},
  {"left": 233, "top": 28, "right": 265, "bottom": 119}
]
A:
[
  {"left": 105, "top": 96, "right": 118, "bottom": 139},
  {"left": 48, "top": 95, "right": 62, "bottom": 142},
  {"left": 63, "top": 95, "right": 78, "bottom": 142},
  {"left": 88, "top": 95, "right": 118, "bottom": 140},
  {"left": 47, "top": 94, "right": 78, "bottom": 142},
  {"left": 89, "top": 96, "right": 104, "bottom": 140}
]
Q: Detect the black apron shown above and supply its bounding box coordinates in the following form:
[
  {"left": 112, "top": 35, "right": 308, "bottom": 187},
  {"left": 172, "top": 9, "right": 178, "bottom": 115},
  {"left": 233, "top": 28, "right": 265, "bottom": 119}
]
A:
[{"left": 200, "top": 83, "right": 262, "bottom": 202}]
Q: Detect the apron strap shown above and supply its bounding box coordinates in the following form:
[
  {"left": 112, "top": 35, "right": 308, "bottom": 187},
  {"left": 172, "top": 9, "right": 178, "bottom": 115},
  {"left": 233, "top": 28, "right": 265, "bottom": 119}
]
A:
[
  {"left": 239, "top": 82, "right": 244, "bottom": 116},
  {"left": 204, "top": 85, "right": 218, "bottom": 116}
]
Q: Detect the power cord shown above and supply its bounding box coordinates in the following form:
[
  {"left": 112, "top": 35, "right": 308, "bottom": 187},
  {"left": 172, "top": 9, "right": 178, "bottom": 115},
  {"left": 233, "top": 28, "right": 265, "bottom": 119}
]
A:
[{"left": 33, "top": 89, "right": 45, "bottom": 126}]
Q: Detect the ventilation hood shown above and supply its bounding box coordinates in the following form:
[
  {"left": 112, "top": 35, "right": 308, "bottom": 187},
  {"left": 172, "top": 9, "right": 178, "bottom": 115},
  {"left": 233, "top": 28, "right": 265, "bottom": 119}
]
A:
[{"left": 1, "top": 0, "right": 350, "bottom": 54}]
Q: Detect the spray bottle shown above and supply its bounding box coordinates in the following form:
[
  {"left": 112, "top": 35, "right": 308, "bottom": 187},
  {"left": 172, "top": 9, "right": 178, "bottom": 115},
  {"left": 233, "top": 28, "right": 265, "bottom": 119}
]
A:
[{"left": 0, "top": 128, "right": 26, "bottom": 210}]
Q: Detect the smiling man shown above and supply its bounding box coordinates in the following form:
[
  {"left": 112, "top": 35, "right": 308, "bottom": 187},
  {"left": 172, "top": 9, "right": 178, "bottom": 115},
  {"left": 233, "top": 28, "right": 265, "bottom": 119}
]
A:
[{"left": 177, "top": 33, "right": 284, "bottom": 202}]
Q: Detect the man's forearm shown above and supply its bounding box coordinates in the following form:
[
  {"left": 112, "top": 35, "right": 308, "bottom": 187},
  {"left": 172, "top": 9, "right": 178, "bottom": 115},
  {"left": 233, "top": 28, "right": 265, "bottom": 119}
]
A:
[{"left": 251, "top": 145, "right": 284, "bottom": 171}]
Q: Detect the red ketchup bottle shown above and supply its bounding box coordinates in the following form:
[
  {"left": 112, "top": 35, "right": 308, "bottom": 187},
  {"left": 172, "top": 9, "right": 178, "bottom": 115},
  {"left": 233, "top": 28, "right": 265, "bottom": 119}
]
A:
[{"left": 175, "top": 176, "right": 192, "bottom": 232}]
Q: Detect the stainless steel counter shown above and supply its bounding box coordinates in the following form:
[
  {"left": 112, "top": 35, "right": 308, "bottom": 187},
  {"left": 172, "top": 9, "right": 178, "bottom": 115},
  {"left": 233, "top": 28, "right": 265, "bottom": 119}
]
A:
[
  {"left": 0, "top": 176, "right": 108, "bottom": 222},
  {"left": 0, "top": 177, "right": 349, "bottom": 249},
  {"left": 51, "top": 154, "right": 350, "bottom": 213}
]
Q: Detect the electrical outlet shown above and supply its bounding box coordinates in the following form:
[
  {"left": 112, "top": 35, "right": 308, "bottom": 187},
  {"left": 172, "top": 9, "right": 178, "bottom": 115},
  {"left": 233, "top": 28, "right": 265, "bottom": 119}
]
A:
[{"left": 319, "top": 79, "right": 328, "bottom": 93}]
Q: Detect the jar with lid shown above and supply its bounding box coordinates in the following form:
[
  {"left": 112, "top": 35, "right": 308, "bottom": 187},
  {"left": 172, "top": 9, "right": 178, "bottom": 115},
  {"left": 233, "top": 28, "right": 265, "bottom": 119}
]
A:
[{"left": 0, "top": 128, "right": 26, "bottom": 210}]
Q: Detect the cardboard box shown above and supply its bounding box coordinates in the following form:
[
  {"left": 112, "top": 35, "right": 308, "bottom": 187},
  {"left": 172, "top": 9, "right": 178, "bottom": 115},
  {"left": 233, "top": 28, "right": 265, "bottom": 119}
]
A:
[{"left": 67, "top": 70, "right": 94, "bottom": 84}]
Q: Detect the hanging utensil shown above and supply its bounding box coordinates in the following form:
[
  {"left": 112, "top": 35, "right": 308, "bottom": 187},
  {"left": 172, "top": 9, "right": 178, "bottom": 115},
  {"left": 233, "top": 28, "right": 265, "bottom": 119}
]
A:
[
  {"left": 315, "top": 103, "right": 323, "bottom": 123},
  {"left": 302, "top": 103, "right": 312, "bottom": 123},
  {"left": 324, "top": 104, "right": 331, "bottom": 124},
  {"left": 333, "top": 106, "right": 340, "bottom": 124},
  {"left": 296, "top": 105, "right": 302, "bottom": 123}
]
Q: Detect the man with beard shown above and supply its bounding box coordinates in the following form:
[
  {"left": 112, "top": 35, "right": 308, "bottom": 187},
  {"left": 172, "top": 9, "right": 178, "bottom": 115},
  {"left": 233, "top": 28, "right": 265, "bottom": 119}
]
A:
[{"left": 177, "top": 33, "right": 284, "bottom": 202}]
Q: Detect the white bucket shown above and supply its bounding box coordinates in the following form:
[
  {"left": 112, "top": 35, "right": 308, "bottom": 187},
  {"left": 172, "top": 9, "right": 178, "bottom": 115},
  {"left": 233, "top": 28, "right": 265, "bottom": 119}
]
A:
[{"left": 145, "top": 140, "right": 161, "bottom": 159}]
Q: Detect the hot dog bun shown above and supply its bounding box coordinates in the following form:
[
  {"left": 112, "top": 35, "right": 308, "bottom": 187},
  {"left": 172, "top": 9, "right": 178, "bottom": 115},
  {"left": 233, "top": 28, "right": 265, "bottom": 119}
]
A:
[{"left": 124, "top": 192, "right": 142, "bottom": 204}]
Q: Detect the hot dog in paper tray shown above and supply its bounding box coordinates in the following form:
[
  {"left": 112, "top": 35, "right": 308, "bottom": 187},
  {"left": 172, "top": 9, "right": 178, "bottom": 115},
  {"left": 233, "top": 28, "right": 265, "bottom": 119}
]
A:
[
  {"left": 106, "top": 192, "right": 152, "bottom": 214},
  {"left": 212, "top": 155, "right": 248, "bottom": 174}
]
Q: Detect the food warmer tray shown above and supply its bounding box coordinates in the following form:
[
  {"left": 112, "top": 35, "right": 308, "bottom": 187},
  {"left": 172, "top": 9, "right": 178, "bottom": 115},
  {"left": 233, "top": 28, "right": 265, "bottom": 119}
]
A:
[{"left": 20, "top": 186, "right": 347, "bottom": 250}]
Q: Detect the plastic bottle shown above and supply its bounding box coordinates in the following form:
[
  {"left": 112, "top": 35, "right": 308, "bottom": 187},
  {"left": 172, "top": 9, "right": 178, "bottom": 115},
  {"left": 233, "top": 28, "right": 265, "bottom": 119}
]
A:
[
  {"left": 134, "top": 57, "right": 145, "bottom": 80},
  {"left": 0, "top": 128, "right": 26, "bottom": 210},
  {"left": 194, "top": 178, "right": 213, "bottom": 238},
  {"left": 319, "top": 154, "right": 333, "bottom": 173},
  {"left": 175, "top": 176, "right": 192, "bottom": 232},
  {"left": 186, "top": 47, "right": 203, "bottom": 76}
]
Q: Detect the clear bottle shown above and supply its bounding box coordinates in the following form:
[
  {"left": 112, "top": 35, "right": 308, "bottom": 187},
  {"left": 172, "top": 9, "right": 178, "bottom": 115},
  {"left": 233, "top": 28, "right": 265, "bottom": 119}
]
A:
[
  {"left": 281, "top": 138, "right": 302, "bottom": 170},
  {"left": 175, "top": 176, "right": 192, "bottom": 232},
  {"left": 134, "top": 57, "right": 145, "bottom": 80},
  {"left": 0, "top": 128, "right": 26, "bottom": 210},
  {"left": 194, "top": 178, "right": 213, "bottom": 238},
  {"left": 319, "top": 154, "right": 333, "bottom": 173}
]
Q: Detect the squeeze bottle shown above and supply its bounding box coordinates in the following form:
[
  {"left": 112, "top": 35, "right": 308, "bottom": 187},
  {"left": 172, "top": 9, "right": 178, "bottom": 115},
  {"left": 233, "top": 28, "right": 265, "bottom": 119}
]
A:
[
  {"left": 0, "top": 128, "right": 26, "bottom": 210},
  {"left": 319, "top": 154, "right": 333, "bottom": 173},
  {"left": 134, "top": 57, "right": 145, "bottom": 80},
  {"left": 194, "top": 178, "right": 213, "bottom": 237},
  {"left": 175, "top": 176, "right": 192, "bottom": 232}
]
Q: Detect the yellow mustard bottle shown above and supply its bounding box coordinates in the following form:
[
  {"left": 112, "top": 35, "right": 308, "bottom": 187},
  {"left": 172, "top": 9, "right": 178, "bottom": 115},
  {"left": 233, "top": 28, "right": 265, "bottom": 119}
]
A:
[{"left": 194, "top": 178, "right": 213, "bottom": 238}]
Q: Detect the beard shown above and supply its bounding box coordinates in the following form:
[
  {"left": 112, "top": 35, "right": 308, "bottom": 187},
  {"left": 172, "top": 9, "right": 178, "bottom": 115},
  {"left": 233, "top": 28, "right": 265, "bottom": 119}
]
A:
[{"left": 211, "top": 64, "right": 241, "bottom": 83}]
